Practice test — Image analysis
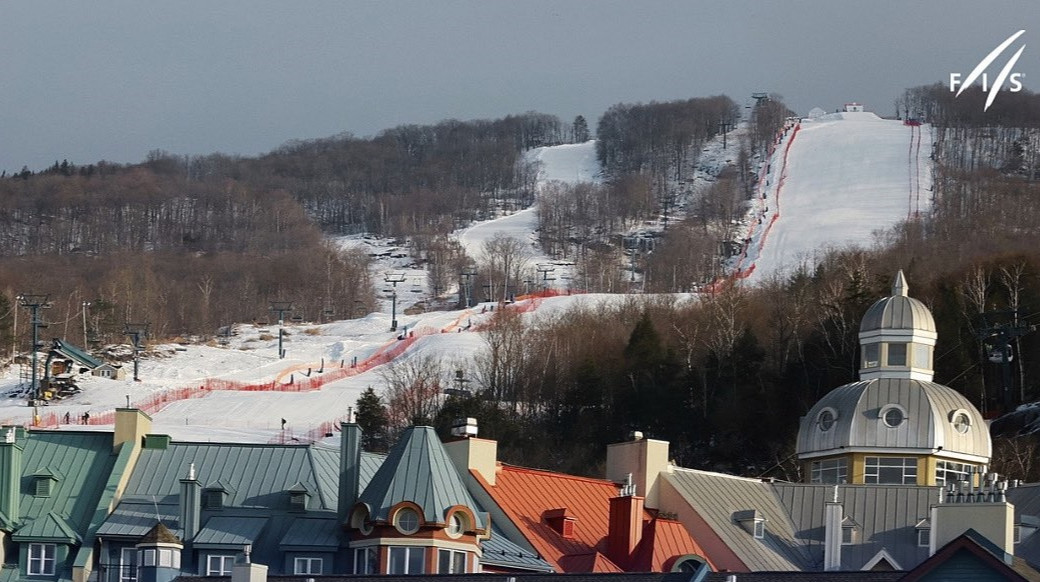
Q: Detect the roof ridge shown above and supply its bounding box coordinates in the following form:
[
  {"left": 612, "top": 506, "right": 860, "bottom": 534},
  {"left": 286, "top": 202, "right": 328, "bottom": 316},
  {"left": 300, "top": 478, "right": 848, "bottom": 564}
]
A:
[
  {"left": 499, "top": 463, "right": 619, "bottom": 485},
  {"left": 671, "top": 467, "right": 767, "bottom": 483}
]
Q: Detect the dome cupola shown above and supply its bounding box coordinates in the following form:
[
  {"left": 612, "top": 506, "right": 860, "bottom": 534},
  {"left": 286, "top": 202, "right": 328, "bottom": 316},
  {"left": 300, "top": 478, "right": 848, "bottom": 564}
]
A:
[{"left": 858, "top": 270, "right": 937, "bottom": 382}]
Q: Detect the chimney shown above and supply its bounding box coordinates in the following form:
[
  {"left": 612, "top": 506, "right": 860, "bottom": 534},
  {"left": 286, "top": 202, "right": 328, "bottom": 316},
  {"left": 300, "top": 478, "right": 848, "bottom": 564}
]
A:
[
  {"left": 444, "top": 428, "right": 498, "bottom": 486},
  {"left": 0, "top": 427, "right": 24, "bottom": 524},
  {"left": 114, "top": 408, "right": 152, "bottom": 451},
  {"left": 179, "top": 463, "right": 201, "bottom": 541},
  {"left": 338, "top": 423, "right": 362, "bottom": 526},
  {"left": 823, "top": 487, "right": 843, "bottom": 571},
  {"left": 931, "top": 475, "right": 1014, "bottom": 560},
  {"left": 607, "top": 475, "right": 644, "bottom": 569},
  {"left": 605, "top": 433, "right": 670, "bottom": 509},
  {"left": 231, "top": 545, "right": 267, "bottom": 582}
]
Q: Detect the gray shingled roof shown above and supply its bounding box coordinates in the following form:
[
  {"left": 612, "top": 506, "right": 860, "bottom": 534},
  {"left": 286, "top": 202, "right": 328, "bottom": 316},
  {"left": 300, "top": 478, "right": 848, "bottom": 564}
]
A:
[
  {"left": 664, "top": 468, "right": 813, "bottom": 571},
  {"left": 357, "top": 426, "right": 484, "bottom": 528},
  {"left": 774, "top": 482, "right": 939, "bottom": 570}
]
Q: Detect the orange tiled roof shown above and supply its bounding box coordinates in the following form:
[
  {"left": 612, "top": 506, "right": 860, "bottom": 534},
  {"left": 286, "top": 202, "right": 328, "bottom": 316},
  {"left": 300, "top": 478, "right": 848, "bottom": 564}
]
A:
[{"left": 474, "top": 463, "right": 710, "bottom": 573}]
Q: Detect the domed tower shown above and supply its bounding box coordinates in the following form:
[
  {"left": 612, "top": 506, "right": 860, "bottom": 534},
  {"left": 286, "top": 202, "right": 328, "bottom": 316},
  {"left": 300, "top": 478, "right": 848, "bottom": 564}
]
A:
[{"left": 796, "top": 271, "right": 990, "bottom": 486}]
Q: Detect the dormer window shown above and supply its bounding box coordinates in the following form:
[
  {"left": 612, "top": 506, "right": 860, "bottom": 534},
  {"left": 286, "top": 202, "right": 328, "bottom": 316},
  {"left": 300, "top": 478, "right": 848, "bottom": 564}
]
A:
[
  {"left": 817, "top": 408, "right": 838, "bottom": 432},
  {"left": 879, "top": 404, "right": 907, "bottom": 428},
  {"left": 916, "top": 519, "right": 931, "bottom": 547},
  {"left": 31, "top": 469, "right": 58, "bottom": 498},
  {"left": 841, "top": 517, "right": 858, "bottom": 545},
  {"left": 734, "top": 510, "right": 766, "bottom": 539},
  {"left": 393, "top": 507, "right": 420, "bottom": 535},
  {"left": 950, "top": 410, "right": 972, "bottom": 434},
  {"left": 288, "top": 483, "right": 310, "bottom": 512}
]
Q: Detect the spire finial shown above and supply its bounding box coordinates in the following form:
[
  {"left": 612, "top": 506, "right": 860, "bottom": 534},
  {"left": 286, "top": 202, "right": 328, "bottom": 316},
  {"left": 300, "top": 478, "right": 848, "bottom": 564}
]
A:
[{"left": 892, "top": 270, "right": 908, "bottom": 297}]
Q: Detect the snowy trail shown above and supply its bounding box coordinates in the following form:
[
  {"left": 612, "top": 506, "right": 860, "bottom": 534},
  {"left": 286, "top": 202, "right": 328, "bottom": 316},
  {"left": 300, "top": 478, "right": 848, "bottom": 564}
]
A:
[
  {"left": 739, "top": 112, "right": 933, "bottom": 283},
  {"left": 0, "top": 141, "right": 604, "bottom": 442}
]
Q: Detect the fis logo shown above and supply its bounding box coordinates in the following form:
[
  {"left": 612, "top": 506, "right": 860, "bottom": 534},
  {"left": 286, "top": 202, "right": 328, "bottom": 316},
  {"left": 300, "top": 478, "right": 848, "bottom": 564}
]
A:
[{"left": 949, "top": 29, "right": 1026, "bottom": 111}]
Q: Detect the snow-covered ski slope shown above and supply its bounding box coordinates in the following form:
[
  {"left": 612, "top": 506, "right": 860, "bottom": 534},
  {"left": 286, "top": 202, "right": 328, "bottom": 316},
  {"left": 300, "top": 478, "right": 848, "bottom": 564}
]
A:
[
  {"left": 0, "top": 141, "right": 604, "bottom": 442},
  {"left": 458, "top": 141, "right": 599, "bottom": 262},
  {"left": 736, "top": 112, "right": 932, "bottom": 284}
]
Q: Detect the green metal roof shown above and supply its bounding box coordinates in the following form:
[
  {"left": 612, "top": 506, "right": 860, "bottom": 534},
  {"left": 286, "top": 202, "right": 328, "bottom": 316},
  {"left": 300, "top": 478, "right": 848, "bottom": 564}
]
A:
[
  {"left": 126, "top": 442, "right": 334, "bottom": 510},
  {"left": 51, "top": 340, "right": 103, "bottom": 369},
  {"left": 193, "top": 516, "right": 267, "bottom": 548},
  {"left": 12, "top": 511, "right": 81, "bottom": 543},
  {"left": 17, "top": 431, "right": 118, "bottom": 535},
  {"left": 357, "top": 426, "right": 484, "bottom": 528},
  {"left": 278, "top": 517, "right": 339, "bottom": 549},
  {"left": 95, "top": 500, "right": 181, "bottom": 538}
]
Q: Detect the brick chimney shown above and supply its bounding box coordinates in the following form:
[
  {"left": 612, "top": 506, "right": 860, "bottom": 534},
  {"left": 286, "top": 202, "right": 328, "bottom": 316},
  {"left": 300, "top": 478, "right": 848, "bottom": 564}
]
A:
[{"left": 607, "top": 474, "right": 644, "bottom": 570}]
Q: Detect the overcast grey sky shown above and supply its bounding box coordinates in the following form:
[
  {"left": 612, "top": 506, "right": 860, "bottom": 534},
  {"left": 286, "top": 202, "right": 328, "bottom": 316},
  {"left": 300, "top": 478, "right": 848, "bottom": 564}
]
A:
[{"left": 2, "top": 1, "right": 1038, "bottom": 174}]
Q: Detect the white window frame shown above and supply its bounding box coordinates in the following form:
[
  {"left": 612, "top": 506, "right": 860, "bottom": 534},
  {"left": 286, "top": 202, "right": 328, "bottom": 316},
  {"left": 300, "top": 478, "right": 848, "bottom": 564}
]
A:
[
  {"left": 887, "top": 342, "right": 907, "bottom": 366},
  {"left": 810, "top": 458, "right": 847, "bottom": 484},
  {"left": 206, "top": 555, "right": 234, "bottom": 576},
  {"left": 864, "top": 457, "right": 917, "bottom": 484},
  {"left": 28, "top": 543, "right": 56, "bottom": 576},
  {"left": 841, "top": 526, "right": 855, "bottom": 545},
  {"left": 935, "top": 460, "right": 972, "bottom": 487},
  {"left": 293, "top": 557, "right": 323, "bottom": 575},
  {"left": 388, "top": 546, "right": 425, "bottom": 574},
  {"left": 438, "top": 549, "right": 468, "bottom": 573},
  {"left": 753, "top": 520, "right": 765, "bottom": 539},
  {"left": 353, "top": 547, "right": 376, "bottom": 574},
  {"left": 120, "top": 547, "right": 137, "bottom": 582},
  {"left": 863, "top": 343, "right": 880, "bottom": 368}
]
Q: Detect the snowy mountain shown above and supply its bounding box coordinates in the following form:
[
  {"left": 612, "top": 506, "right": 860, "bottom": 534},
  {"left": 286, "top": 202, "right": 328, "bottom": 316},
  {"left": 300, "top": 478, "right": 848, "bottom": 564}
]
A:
[{"left": 0, "top": 113, "right": 934, "bottom": 442}]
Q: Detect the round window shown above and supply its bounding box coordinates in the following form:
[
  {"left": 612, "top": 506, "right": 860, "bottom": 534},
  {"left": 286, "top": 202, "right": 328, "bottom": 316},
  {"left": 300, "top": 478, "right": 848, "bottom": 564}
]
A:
[
  {"left": 394, "top": 507, "right": 420, "bottom": 534},
  {"left": 881, "top": 405, "right": 905, "bottom": 428},
  {"left": 818, "top": 409, "right": 836, "bottom": 431},
  {"left": 447, "top": 513, "right": 465, "bottom": 537},
  {"left": 953, "top": 412, "right": 971, "bottom": 434}
]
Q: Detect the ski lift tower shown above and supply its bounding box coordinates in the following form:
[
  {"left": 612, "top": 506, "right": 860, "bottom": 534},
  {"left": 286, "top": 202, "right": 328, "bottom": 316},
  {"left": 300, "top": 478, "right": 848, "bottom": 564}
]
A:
[
  {"left": 384, "top": 272, "right": 407, "bottom": 332},
  {"left": 123, "top": 322, "right": 150, "bottom": 382},
  {"left": 269, "top": 300, "right": 293, "bottom": 359},
  {"left": 19, "top": 294, "right": 51, "bottom": 401},
  {"left": 751, "top": 92, "right": 770, "bottom": 105},
  {"left": 537, "top": 263, "right": 556, "bottom": 291}
]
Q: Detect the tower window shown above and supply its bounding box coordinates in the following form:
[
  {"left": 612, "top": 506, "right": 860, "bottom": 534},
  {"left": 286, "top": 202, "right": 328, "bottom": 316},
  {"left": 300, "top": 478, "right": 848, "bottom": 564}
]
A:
[
  {"left": 394, "top": 507, "right": 420, "bottom": 534},
  {"left": 818, "top": 408, "right": 838, "bottom": 431},
  {"left": 810, "top": 458, "right": 847, "bottom": 484},
  {"left": 863, "top": 344, "right": 880, "bottom": 368},
  {"left": 865, "top": 457, "right": 917, "bottom": 484},
  {"left": 887, "top": 343, "right": 907, "bottom": 366},
  {"left": 879, "top": 404, "right": 906, "bottom": 428}
]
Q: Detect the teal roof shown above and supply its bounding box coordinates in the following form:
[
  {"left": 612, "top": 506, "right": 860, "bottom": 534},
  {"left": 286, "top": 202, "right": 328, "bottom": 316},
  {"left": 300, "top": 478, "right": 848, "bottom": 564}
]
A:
[
  {"left": 126, "top": 442, "right": 335, "bottom": 510},
  {"left": 12, "top": 511, "right": 80, "bottom": 543},
  {"left": 278, "top": 517, "right": 339, "bottom": 549},
  {"left": 193, "top": 516, "right": 266, "bottom": 548},
  {"left": 310, "top": 443, "right": 385, "bottom": 510},
  {"left": 357, "top": 426, "right": 484, "bottom": 528},
  {"left": 482, "top": 525, "right": 553, "bottom": 571},
  {"left": 95, "top": 501, "right": 180, "bottom": 538},
  {"left": 17, "top": 431, "right": 118, "bottom": 535},
  {"left": 51, "top": 339, "right": 103, "bottom": 369}
]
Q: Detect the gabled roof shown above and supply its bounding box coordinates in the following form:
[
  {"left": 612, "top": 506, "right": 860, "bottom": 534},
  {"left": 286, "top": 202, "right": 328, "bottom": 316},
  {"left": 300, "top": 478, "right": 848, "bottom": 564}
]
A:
[
  {"left": 902, "top": 529, "right": 1040, "bottom": 582},
  {"left": 774, "top": 482, "right": 937, "bottom": 571},
  {"left": 664, "top": 468, "right": 812, "bottom": 571},
  {"left": 12, "top": 511, "right": 80, "bottom": 543},
  {"left": 471, "top": 463, "right": 627, "bottom": 572},
  {"left": 357, "top": 426, "right": 483, "bottom": 528}
]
